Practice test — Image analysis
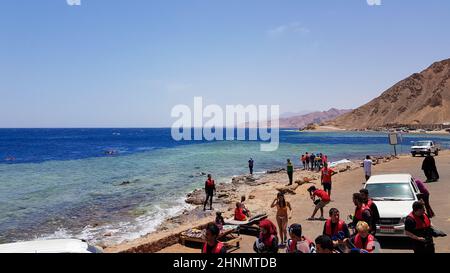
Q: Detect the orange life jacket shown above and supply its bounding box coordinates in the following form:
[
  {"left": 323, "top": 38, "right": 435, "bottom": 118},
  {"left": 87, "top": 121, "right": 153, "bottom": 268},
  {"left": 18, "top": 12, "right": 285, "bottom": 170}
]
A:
[
  {"left": 354, "top": 234, "right": 376, "bottom": 253},
  {"left": 234, "top": 207, "right": 247, "bottom": 221},
  {"left": 202, "top": 241, "right": 224, "bottom": 254},
  {"left": 354, "top": 204, "right": 371, "bottom": 222},
  {"left": 407, "top": 212, "right": 431, "bottom": 230},
  {"left": 206, "top": 179, "right": 215, "bottom": 188},
  {"left": 325, "top": 219, "right": 345, "bottom": 237}
]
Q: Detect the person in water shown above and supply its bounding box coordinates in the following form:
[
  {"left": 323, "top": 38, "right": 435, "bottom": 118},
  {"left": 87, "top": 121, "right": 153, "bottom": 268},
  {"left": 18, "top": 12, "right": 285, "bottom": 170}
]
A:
[
  {"left": 253, "top": 219, "right": 279, "bottom": 253},
  {"left": 202, "top": 223, "right": 227, "bottom": 254},
  {"left": 271, "top": 192, "right": 292, "bottom": 245},
  {"left": 204, "top": 174, "right": 216, "bottom": 211},
  {"left": 422, "top": 154, "right": 439, "bottom": 182}
]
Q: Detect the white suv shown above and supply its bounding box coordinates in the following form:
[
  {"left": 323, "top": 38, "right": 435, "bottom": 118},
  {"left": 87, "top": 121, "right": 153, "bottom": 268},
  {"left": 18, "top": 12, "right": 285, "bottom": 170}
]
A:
[{"left": 364, "top": 174, "right": 421, "bottom": 237}]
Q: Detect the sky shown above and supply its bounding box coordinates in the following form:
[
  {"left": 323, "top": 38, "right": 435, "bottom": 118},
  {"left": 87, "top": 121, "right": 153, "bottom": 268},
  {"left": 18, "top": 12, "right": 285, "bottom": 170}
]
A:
[{"left": 0, "top": 0, "right": 449, "bottom": 127}]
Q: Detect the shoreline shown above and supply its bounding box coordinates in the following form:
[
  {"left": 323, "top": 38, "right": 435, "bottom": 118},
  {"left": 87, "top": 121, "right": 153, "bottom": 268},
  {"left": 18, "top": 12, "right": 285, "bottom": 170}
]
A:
[{"left": 104, "top": 154, "right": 400, "bottom": 253}]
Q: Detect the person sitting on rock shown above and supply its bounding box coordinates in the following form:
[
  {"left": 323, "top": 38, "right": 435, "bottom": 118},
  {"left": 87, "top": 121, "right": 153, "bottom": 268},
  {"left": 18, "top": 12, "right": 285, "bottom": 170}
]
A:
[
  {"left": 240, "top": 195, "right": 251, "bottom": 218},
  {"left": 215, "top": 212, "right": 225, "bottom": 230},
  {"left": 234, "top": 202, "right": 247, "bottom": 221}
]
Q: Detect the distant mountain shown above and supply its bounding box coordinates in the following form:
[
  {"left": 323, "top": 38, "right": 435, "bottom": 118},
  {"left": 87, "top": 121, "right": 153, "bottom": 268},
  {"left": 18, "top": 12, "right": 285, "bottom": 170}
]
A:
[
  {"left": 327, "top": 58, "right": 450, "bottom": 129},
  {"left": 243, "top": 108, "right": 351, "bottom": 128}
]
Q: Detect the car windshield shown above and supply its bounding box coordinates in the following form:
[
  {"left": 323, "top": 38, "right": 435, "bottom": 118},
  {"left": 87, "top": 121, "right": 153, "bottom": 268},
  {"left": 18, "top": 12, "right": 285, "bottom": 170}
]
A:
[
  {"left": 414, "top": 141, "right": 431, "bottom": 146},
  {"left": 366, "top": 183, "right": 415, "bottom": 201}
]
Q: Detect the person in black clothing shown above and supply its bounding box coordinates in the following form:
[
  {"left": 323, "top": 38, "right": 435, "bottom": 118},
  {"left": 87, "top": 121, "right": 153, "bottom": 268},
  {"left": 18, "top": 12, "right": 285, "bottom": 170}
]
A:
[
  {"left": 405, "top": 201, "right": 435, "bottom": 253},
  {"left": 202, "top": 223, "right": 227, "bottom": 254},
  {"left": 359, "top": 188, "right": 380, "bottom": 235},
  {"left": 422, "top": 154, "right": 439, "bottom": 182},
  {"left": 350, "top": 193, "right": 372, "bottom": 233},
  {"left": 310, "top": 153, "right": 316, "bottom": 170},
  {"left": 248, "top": 158, "right": 254, "bottom": 175},
  {"left": 204, "top": 174, "right": 216, "bottom": 211}
]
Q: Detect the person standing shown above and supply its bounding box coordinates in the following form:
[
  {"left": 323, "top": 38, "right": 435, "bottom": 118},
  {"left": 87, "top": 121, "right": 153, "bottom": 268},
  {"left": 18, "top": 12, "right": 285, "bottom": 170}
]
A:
[
  {"left": 310, "top": 153, "right": 316, "bottom": 171},
  {"left": 301, "top": 154, "right": 306, "bottom": 170},
  {"left": 359, "top": 189, "right": 380, "bottom": 235},
  {"left": 203, "top": 174, "right": 216, "bottom": 211},
  {"left": 422, "top": 154, "right": 439, "bottom": 182},
  {"left": 415, "top": 179, "right": 435, "bottom": 218},
  {"left": 363, "top": 155, "right": 372, "bottom": 182},
  {"left": 248, "top": 158, "right": 254, "bottom": 175},
  {"left": 305, "top": 152, "right": 310, "bottom": 171},
  {"left": 405, "top": 201, "right": 435, "bottom": 253},
  {"left": 351, "top": 193, "right": 372, "bottom": 233},
  {"left": 321, "top": 162, "right": 335, "bottom": 198},
  {"left": 271, "top": 192, "right": 292, "bottom": 245},
  {"left": 286, "top": 159, "right": 294, "bottom": 185}
]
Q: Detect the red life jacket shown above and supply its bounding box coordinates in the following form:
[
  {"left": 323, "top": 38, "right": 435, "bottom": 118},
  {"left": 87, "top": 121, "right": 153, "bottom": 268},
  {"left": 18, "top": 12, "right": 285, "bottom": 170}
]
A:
[
  {"left": 325, "top": 219, "right": 345, "bottom": 237},
  {"left": 354, "top": 204, "right": 371, "bottom": 221},
  {"left": 202, "top": 241, "right": 225, "bottom": 254},
  {"left": 260, "top": 234, "right": 276, "bottom": 247},
  {"left": 354, "top": 234, "right": 375, "bottom": 253},
  {"left": 234, "top": 208, "right": 247, "bottom": 221},
  {"left": 407, "top": 212, "right": 431, "bottom": 230},
  {"left": 287, "top": 237, "right": 313, "bottom": 253},
  {"left": 366, "top": 199, "right": 374, "bottom": 208},
  {"left": 206, "top": 179, "right": 215, "bottom": 188}
]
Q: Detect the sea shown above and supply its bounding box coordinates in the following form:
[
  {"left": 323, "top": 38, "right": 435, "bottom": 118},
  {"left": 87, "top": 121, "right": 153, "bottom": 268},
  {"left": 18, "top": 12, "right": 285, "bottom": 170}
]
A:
[{"left": 1, "top": 128, "right": 449, "bottom": 245}]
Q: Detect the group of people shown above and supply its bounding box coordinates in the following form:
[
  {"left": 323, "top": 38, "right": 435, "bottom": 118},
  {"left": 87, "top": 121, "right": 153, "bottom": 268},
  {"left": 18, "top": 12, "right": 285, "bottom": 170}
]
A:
[
  {"left": 201, "top": 153, "right": 443, "bottom": 254},
  {"left": 301, "top": 152, "right": 328, "bottom": 172}
]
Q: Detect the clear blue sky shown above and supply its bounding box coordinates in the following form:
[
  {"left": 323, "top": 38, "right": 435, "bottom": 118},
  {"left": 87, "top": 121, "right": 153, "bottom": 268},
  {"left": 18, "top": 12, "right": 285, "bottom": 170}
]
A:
[{"left": 1, "top": 0, "right": 449, "bottom": 127}]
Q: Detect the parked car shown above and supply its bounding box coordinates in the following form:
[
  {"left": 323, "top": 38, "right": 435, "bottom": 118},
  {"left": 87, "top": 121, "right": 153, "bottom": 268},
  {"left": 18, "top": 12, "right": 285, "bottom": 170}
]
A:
[
  {"left": 0, "top": 239, "right": 103, "bottom": 253},
  {"left": 364, "top": 174, "right": 421, "bottom": 237},
  {"left": 411, "top": 140, "right": 439, "bottom": 156}
]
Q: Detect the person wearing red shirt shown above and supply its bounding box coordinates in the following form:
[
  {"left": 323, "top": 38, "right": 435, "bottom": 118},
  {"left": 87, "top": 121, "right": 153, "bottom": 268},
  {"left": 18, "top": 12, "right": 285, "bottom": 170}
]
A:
[
  {"left": 321, "top": 162, "right": 335, "bottom": 198},
  {"left": 307, "top": 186, "right": 330, "bottom": 220}
]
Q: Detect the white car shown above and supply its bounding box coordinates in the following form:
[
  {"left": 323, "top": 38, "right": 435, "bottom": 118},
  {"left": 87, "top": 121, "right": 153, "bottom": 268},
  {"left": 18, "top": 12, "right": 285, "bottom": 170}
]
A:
[
  {"left": 364, "top": 174, "right": 421, "bottom": 237},
  {"left": 0, "top": 239, "right": 103, "bottom": 253},
  {"left": 411, "top": 140, "right": 439, "bottom": 156}
]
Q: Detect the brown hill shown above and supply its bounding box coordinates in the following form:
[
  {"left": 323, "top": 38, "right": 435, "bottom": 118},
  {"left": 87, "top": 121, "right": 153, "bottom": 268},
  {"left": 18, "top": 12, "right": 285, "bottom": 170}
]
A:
[
  {"left": 278, "top": 108, "right": 351, "bottom": 129},
  {"left": 328, "top": 58, "right": 450, "bottom": 129}
]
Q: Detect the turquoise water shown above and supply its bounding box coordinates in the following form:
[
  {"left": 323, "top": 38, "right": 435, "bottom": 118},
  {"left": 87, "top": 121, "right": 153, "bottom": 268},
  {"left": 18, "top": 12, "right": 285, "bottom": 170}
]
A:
[{"left": 1, "top": 129, "right": 449, "bottom": 245}]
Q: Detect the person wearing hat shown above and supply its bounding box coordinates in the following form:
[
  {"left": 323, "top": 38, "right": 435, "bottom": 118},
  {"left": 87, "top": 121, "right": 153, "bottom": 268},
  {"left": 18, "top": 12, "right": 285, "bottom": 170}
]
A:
[{"left": 286, "top": 224, "right": 315, "bottom": 253}]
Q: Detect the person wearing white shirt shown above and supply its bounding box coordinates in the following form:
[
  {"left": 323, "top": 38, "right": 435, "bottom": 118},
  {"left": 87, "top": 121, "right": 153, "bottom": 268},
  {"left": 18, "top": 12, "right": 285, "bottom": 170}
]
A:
[{"left": 363, "top": 155, "right": 372, "bottom": 182}]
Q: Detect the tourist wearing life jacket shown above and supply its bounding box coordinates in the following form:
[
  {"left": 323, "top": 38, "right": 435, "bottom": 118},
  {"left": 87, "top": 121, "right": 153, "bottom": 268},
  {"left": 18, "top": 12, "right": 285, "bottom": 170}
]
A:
[
  {"left": 360, "top": 188, "right": 380, "bottom": 235},
  {"left": 321, "top": 162, "right": 336, "bottom": 198},
  {"left": 323, "top": 208, "right": 350, "bottom": 246},
  {"left": 203, "top": 174, "right": 216, "bottom": 211},
  {"left": 405, "top": 201, "right": 435, "bottom": 253},
  {"left": 347, "top": 221, "right": 377, "bottom": 253},
  {"left": 234, "top": 202, "right": 247, "bottom": 221},
  {"left": 286, "top": 224, "right": 315, "bottom": 253},
  {"left": 315, "top": 235, "right": 338, "bottom": 253},
  {"left": 202, "top": 223, "right": 226, "bottom": 254},
  {"left": 351, "top": 193, "right": 372, "bottom": 232},
  {"left": 307, "top": 186, "right": 330, "bottom": 221},
  {"left": 254, "top": 219, "right": 278, "bottom": 253}
]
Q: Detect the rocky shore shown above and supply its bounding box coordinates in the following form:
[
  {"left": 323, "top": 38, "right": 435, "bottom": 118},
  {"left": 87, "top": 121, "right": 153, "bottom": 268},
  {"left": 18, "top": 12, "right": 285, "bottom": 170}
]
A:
[{"left": 104, "top": 154, "right": 404, "bottom": 253}]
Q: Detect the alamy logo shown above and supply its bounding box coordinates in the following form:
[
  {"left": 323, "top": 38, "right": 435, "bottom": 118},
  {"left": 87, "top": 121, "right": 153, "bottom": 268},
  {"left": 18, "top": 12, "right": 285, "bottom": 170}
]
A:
[
  {"left": 170, "top": 97, "right": 280, "bottom": 152},
  {"left": 367, "top": 0, "right": 382, "bottom": 6},
  {"left": 67, "top": 0, "right": 81, "bottom": 6}
]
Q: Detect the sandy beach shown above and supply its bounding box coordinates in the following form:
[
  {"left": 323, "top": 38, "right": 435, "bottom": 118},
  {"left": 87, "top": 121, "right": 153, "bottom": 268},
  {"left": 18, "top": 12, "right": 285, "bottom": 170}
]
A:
[{"left": 104, "top": 150, "right": 450, "bottom": 253}]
